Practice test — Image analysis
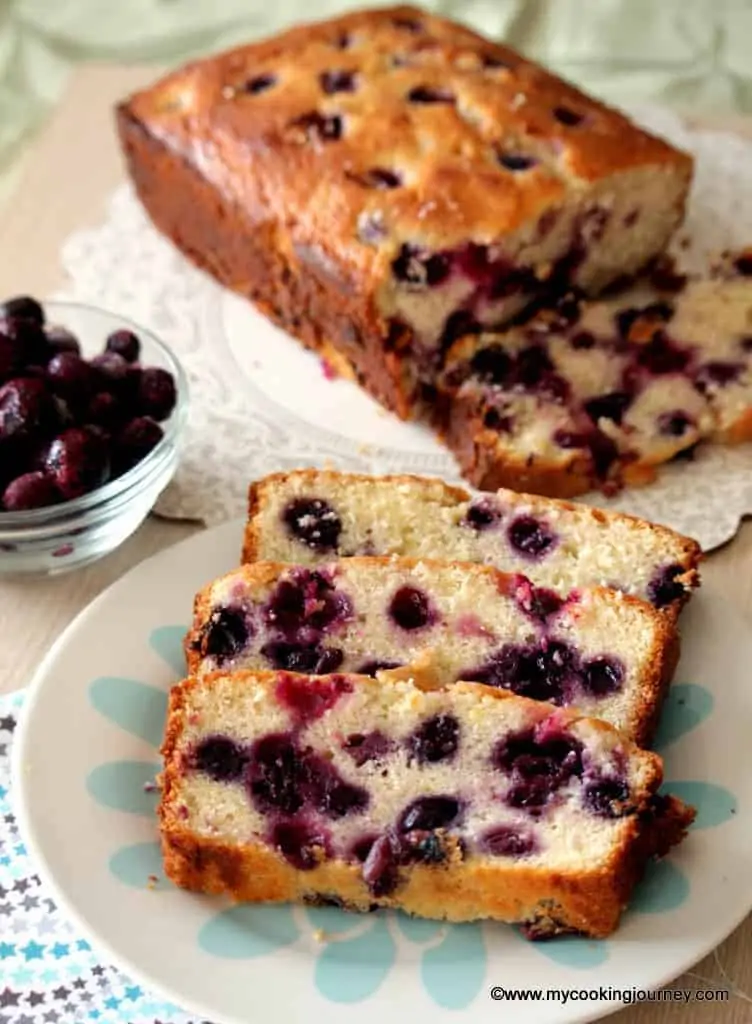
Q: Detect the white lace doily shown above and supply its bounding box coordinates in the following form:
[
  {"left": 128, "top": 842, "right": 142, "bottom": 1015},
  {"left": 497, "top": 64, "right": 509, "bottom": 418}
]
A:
[{"left": 53, "top": 104, "right": 752, "bottom": 551}]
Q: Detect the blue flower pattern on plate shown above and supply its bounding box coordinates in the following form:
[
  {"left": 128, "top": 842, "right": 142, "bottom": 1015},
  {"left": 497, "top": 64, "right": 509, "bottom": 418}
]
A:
[{"left": 85, "top": 625, "right": 738, "bottom": 1007}]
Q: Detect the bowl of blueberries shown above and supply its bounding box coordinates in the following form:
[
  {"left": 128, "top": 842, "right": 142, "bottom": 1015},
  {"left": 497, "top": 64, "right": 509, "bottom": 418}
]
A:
[{"left": 0, "top": 294, "right": 187, "bottom": 576}]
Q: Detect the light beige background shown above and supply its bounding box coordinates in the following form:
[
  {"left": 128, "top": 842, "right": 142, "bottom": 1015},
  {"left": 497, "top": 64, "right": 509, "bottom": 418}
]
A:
[{"left": 0, "top": 65, "right": 750, "bottom": 1023}]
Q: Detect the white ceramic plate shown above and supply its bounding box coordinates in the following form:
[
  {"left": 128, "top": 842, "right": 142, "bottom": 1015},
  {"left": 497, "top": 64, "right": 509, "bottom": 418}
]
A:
[{"left": 12, "top": 518, "right": 752, "bottom": 1024}]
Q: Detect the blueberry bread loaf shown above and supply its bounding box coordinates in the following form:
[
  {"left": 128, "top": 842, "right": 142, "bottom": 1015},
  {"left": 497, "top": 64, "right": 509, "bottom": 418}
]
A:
[
  {"left": 117, "top": 5, "right": 692, "bottom": 419},
  {"left": 159, "top": 669, "right": 695, "bottom": 938},
  {"left": 186, "top": 558, "right": 678, "bottom": 745},
  {"left": 438, "top": 257, "right": 752, "bottom": 497},
  {"left": 242, "top": 469, "right": 701, "bottom": 614}
]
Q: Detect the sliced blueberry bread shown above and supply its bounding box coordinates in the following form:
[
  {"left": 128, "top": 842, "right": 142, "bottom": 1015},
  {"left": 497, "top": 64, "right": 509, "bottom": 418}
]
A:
[
  {"left": 242, "top": 469, "right": 701, "bottom": 614},
  {"left": 437, "top": 257, "right": 752, "bottom": 498},
  {"left": 159, "top": 669, "right": 695, "bottom": 938},
  {"left": 186, "top": 558, "right": 678, "bottom": 745}
]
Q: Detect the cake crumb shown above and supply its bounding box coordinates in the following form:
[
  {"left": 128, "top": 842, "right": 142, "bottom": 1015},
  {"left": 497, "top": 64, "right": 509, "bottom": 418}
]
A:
[
  {"left": 143, "top": 780, "right": 158, "bottom": 793},
  {"left": 147, "top": 875, "right": 159, "bottom": 890},
  {"left": 312, "top": 929, "right": 330, "bottom": 943}
]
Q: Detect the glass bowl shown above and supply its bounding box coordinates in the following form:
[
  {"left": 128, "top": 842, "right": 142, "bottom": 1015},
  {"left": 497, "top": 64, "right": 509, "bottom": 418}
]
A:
[{"left": 0, "top": 300, "right": 188, "bottom": 577}]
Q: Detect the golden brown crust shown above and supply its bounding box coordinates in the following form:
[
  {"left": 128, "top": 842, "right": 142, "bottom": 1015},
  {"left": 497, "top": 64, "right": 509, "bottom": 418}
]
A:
[
  {"left": 183, "top": 555, "right": 680, "bottom": 744},
  {"left": 158, "top": 670, "right": 695, "bottom": 938},
  {"left": 120, "top": 5, "right": 691, "bottom": 254},
  {"left": 117, "top": 6, "right": 692, "bottom": 418}
]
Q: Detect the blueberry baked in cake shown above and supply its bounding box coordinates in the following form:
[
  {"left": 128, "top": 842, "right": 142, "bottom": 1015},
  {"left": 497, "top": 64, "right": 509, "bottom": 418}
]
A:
[
  {"left": 117, "top": 5, "right": 692, "bottom": 418},
  {"left": 242, "top": 469, "right": 701, "bottom": 615},
  {"left": 159, "top": 669, "right": 695, "bottom": 938},
  {"left": 437, "top": 256, "right": 752, "bottom": 497},
  {"left": 185, "top": 557, "right": 678, "bottom": 745}
]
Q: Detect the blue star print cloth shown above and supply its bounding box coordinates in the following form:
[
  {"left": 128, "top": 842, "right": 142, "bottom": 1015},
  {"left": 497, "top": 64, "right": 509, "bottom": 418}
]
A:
[{"left": 0, "top": 692, "right": 209, "bottom": 1024}]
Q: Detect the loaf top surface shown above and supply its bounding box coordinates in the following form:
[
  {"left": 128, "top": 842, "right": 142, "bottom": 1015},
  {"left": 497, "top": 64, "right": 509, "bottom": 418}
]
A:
[{"left": 120, "top": 5, "right": 692, "bottom": 268}]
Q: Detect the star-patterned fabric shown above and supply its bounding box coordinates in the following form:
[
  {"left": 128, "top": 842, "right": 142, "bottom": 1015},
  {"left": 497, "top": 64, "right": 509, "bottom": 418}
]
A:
[{"left": 0, "top": 693, "right": 212, "bottom": 1024}]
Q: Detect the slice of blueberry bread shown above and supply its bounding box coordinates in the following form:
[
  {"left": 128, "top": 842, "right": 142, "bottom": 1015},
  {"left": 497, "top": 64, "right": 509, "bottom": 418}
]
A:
[
  {"left": 159, "top": 669, "right": 695, "bottom": 938},
  {"left": 438, "top": 257, "right": 752, "bottom": 498},
  {"left": 186, "top": 558, "right": 678, "bottom": 745},
  {"left": 242, "top": 469, "right": 701, "bottom": 614}
]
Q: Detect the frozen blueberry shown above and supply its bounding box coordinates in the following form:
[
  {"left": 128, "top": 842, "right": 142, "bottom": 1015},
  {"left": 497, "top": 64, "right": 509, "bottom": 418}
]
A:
[
  {"left": 46, "top": 353, "right": 98, "bottom": 405},
  {"left": 407, "top": 85, "right": 454, "bottom": 104},
  {"left": 261, "top": 641, "right": 344, "bottom": 674},
  {"left": 2, "top": 315, "right": 48, "bottom": 365},
  {"left": 463, "top": 498, "right": 501, "bottom": 530},
  {"left": 2, "top": 471, "right": 61, "bottom": 511},
  {"left": 646, "top": 563, "right": 685, "bottom": 609},
  {"left": 44, "top": 325, "right": 80, "bottom": 358},
  {"left": 581, "top": 656, "right": 624, "bottom": 696},
  {"left": 0, "top": 377, "right": 58, "bottom": 442},
  {"left": 392, "top": 244, "right": 450, "bottom": 287},
  {"left": 507, "top": 515, "right": 557, "bottom": 559},
  {"left": 247, "top": 733, "right": 304, "bottom": 815},
  {"left": 584, "top": 391, "right": 632, "bottom": 426},
  {"left": 469, "top": 345, "right": 513, "bottom": 385},
  {"left": 201, "top": 606, "right": 250, "bottom": 662},
  {"left": 137, "top": 366, "right": 177, "bottom": 421},
  {"left": 657, "top": 410, "right": 694, "bottom": 437},
  {"left": 635, "top": 332, "right": 690, "bottom": 375},
  {"left": 90, "top": 352, "right": 131, "bottom": 397},
  {"left": 694, "top": 361, "right": 743, "bottom": 392},
  {"left": 290, "top": 111, "right": 343, "bottom": 142},
  {"left": 342, "top": 730, "right": 393, "bottom": 767},
  {"left": 320, "top": 69, "right": 357, "bottom": 94},
  {"left": 497, "top": 152, "right": 537, "bottom": 171},
  {"left": 349, "top": 167, "right": 402, "bottom": 189},
  {"left": 193, "top": 735, "right": 248, "bottom": 782},
  {"left": 398, "top": 795, "right": 461, "bottom": 832},
  {"left": 583, "top": 777, "right": 631, "bottom": 818},
  {"left": 112, "top": 416, "right": 164, "bottom": 475},
  {"left": 271, "top": 820, "right": 330, "bottom": 870},
  {"left": 393, "top": 14, "right": 422, "bottom": 30},
  {"left": 0, "top": 296, "right": 44, "bottom": 325},
  {"left": 388, "top": 585, "right": 435, "bottom": 630},
  {"left": 44, "top": 426, "right": 110, "bottom": 500},
  {"left": 438, "top": 310, "right": 481, "bottom": 354},
  {"left": 553, "top": 105, "right": 584, "bottom": 126},
  {"left": 87, "top": 392, "right": 125, "bottom": 431},
  {"left": 105, "top": 328, "right": 140, "bottom": 363},
  {"left": 571, "top": 331, "right": 595, "bottom": 350},
  {"left": 467, "top": 640, "right": 578, "bottom": 705},
  {"left": 303, "top": 753, "right": 369, "bottom": 819},
  {"left": 733, "top": 253, "right": 752, "bottom": 276},
  {"left": 362, "top": 832, "right": 401, "bottom": 896},
  {"left": 481, "top": 824, "right": 538, "bottom": 857},
  {"left": 282, "top": 497, "right": 342, "bottom": 552},
  {"left": 481, "top": 52, "right": 510, "bottom": 69},
  {"left": 495, "top": 729, "right": 583, "bottom": 810},
  {"left": 0, "top": 330, "right": 22, "bottom": 380},
  {"left": 243, "top": 73, "right": 277, "bottom": 94},
  {"left": 407, "top": 713, "right": 459, "bottom": 764},
  {"left": 356, "top": 659, "right": 401, "bottom": 677},
  {"left": 265, "top": 570, "right": 350, "bottom": 636}
]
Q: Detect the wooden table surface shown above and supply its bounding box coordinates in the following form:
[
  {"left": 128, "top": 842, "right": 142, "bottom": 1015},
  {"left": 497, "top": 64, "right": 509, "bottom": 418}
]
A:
[{"left": 0, "top": 64, "right": 750, "bottom": 1023}]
